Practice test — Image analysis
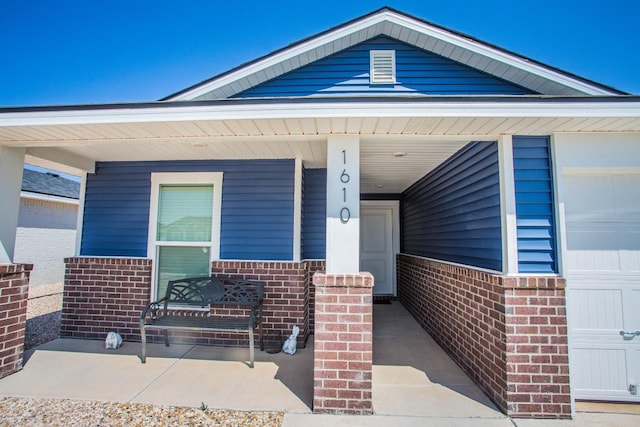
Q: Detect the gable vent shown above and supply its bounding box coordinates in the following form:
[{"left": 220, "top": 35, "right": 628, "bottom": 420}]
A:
[{"left": 370, "top": 50, "right": 396, "bottom": 84}]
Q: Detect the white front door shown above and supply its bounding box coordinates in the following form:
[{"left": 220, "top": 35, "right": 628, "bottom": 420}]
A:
[
  {"left": 360, "top": 201, "right": 399, "bottom": 295},
  {"left": 564, "top": 173, "right": 640, "bottom": 402}
]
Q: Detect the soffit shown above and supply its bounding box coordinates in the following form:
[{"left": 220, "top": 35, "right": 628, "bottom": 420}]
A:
[
  {"left": 3, "top": 115, "right": 639, "bottom": 148},
  {"left": 3, "top": 97, "right": 639, "bottom": 192},
  {"left": 5, "top": 114, "right": 639, "bottom": 194}
]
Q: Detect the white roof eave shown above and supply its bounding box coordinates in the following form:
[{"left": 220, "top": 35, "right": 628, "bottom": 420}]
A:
[{"left": 2, "top": 99, "right": 639, "bottom": 128}]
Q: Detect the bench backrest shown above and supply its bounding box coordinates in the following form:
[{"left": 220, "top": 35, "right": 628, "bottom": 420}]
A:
[{"left": 165, "top": 276, "right": 264, "bottom": 307}]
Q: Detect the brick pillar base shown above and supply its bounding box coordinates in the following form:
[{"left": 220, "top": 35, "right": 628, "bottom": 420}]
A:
[
  {"left": 0, "top": 264, "right": 32, "bottom": 379},
  {"left": 504, "top": 277, "right": 571, "bottom": 418},
  {"left": 312, "top": 272, "right": 373, "bottom": 415}
]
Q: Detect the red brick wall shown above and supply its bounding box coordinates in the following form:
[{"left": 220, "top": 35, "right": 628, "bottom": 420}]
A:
[
  {"left": 313, "top": 272, "right": 373, "bottom": 415},
  {"left": 0, "top": 263, "right": 32, "bottom": 379},
  {"left": 63, "top": 258, "right": 313, "bottom": 349},
  {"left": 397, "top": 254, "right": 570, "bottom": 419},
  {"left": 397, "top": 255, "right": 508, "bottom": 410},
  {"left": 62, "top": 258, "right": 153, "bottom": 341},
  {"left": 211, "top": 261, "right": 309, "bottom": 348},
  {"left": 306, "top": 260, "right": 325, "bottom": 335},
  {"left": 504, "top": 277, "right": 570, "bottom": 418}
]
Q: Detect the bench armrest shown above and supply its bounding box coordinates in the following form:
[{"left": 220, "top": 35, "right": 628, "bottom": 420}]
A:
[{"left": 140, "top": 296, "right": 169, "bottom": 323}]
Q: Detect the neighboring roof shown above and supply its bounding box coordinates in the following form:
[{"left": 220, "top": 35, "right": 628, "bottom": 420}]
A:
[
  {"left": 21, "top": 168, "right": 80, "bottom": 200},
  {"left": 164, "top": 7, "right": 625, "bottom": 101}
]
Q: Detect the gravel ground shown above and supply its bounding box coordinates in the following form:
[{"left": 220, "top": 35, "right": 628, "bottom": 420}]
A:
[
  {"left": 25, "top": 283, "right": 63, "bottom": 350},
  {"left": 0, "top": 397, "right": 283, "bottom": 427},
  {"left": 15, "top": 284, "right": 285, "bottom": 426}
]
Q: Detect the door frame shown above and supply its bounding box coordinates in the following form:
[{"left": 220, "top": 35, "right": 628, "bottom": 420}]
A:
[{"left": 360, "top": 200, "right": 400, "bottom": 296}]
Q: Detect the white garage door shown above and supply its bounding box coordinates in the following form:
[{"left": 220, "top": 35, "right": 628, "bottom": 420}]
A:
[{"left": 565, "top": 173, "right": 640, "bottom": 402}]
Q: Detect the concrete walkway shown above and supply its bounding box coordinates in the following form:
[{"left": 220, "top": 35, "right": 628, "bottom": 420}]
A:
[{"left": 0, "top": 301, "right": 637, "bottom": 426}]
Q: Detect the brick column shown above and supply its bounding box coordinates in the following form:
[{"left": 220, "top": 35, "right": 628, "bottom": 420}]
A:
[
  {"left": 312, "top": 272, "right": 373, "bottom": 415},
  {"left": 0, "top": 263, "right": 32, "bottom": 379},
  {"left": 62, "top": 257, "right": 152, "bottom": 341},
  {"left": 504, "top": 277, "right": 571, "bottom": 418}
]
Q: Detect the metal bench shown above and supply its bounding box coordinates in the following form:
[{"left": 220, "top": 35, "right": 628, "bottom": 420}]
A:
[{"left": 140, "top": 276, "right": 264, "bottom": 368}]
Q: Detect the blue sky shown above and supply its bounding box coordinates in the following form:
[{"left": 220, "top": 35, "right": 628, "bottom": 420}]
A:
[{"left": 1, "top": 0, "right": 638, "bottom": 107}]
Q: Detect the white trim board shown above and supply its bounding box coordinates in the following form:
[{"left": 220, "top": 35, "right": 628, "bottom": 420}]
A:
[{"left": 3, "top": 100, "right": 639, "bottom": 127}]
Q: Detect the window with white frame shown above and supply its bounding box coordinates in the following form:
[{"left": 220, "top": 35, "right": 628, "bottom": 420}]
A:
[
  {"left": 370, "top": 50, "right": 396, "bottom": 84},
  {"left": 148, "top": 172, "right": 223, "bottom": 300}
]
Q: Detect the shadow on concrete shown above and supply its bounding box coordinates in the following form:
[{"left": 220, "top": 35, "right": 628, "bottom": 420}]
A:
[{"left": 372, "top": 301, "right": 505, "bottom": 419}]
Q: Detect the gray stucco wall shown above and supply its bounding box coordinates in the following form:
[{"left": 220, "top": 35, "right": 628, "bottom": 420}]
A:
[{"left": 13, "top": 196, "right": 78, "bottom": 286}]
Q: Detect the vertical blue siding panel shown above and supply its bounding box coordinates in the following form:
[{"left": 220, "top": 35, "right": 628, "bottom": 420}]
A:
[
  {"left": 302, "top": 168, "right": 327, "bottom": 259},
  {"left": 81, "top": 160, "right": 295, "bottom": 260},
  {"left": 513, "top": 136, "right": 557, "bottom": 273},
  {"left": 234, "top": 36, "right": 534, "bottom": 98},
  {"left": 401, "top": 141, "right": 502, "bottom": 271}
]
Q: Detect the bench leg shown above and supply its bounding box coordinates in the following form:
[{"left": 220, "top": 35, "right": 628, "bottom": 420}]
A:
[
  {"left": 163, "top": 329, "right": 170, "bottom": 347},
  {"left": 140, "top": 325, "right": 147, "bottom": 364},
  {"left": 259, "top": 322, "right": 264, "bottom": 351},
  {"left": 249, "top": 327, "right": 255, "bottom": 369}
]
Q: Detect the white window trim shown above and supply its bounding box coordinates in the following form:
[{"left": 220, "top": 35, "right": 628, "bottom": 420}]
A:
[
  {"left": 370, "top": 50, "right": 396, "bottom": 85},
  {"left": 147, "top": 172, "right": 223, "bottom": 300}
]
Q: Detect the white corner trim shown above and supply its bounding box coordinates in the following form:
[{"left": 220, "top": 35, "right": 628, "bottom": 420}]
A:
[
  {"left": 74, "top": 172, "right": 87, "bottom": 256},
  {"left": 293, "top": 158, "right": 302, "bottom": 261},
  {"left": 549, "top": 135, "right": 566, "bottom": 278},
  {"left": 498, "top": 135, "right": 518, "bottom": 275}
]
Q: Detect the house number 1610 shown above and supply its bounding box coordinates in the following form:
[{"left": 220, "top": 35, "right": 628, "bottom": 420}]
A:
[{"left": 340, "top": 149, "right": 351, "bottom": 224}]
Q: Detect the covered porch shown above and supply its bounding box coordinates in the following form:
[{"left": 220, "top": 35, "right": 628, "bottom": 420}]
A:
[{"left": 0, "top": 301, "right": 505, "bottom": 422}]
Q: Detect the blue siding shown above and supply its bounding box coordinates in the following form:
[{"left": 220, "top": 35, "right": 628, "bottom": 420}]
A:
[
  {"left": 81, "top": 160, "right": 295, "bottom": 260},
  {"left": 513, "top": 136, "right": 557, "bottom": 273},
  {"left": 234, "top": 36, "right": 534, "bottom": 98},
  {"left": 302, "top": 168, "right": 326, "bottom": 259},
  {"left": 401, "top": 141, "right": 502, "bottom": 271}
]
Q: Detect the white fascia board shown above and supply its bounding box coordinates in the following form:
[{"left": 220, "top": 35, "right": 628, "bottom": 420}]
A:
[
  {"left": 1, "top": 101, "right": 639, "bottom": 128},
  {"left": 168, "top": 14, "right": 389, "bottom": 101},
  {"left": 20, "top": 191, "right": 79, "bottom": 205},
  {"left": 382, "top": 12, "right": 617, "bottom": 96}
]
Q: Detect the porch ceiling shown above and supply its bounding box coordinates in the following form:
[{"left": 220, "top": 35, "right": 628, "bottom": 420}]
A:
[{"left": 2, "top": 99, "right": 640, "bottom": 194}]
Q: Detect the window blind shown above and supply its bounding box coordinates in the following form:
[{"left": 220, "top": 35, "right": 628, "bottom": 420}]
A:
[{"left": 157, "top": 184, "right": 213, "bottom": 242}]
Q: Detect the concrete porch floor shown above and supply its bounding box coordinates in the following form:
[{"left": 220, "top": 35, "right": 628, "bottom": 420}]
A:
[{"left": 0, "top": 301, "right": 638, "bottom": 426}]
